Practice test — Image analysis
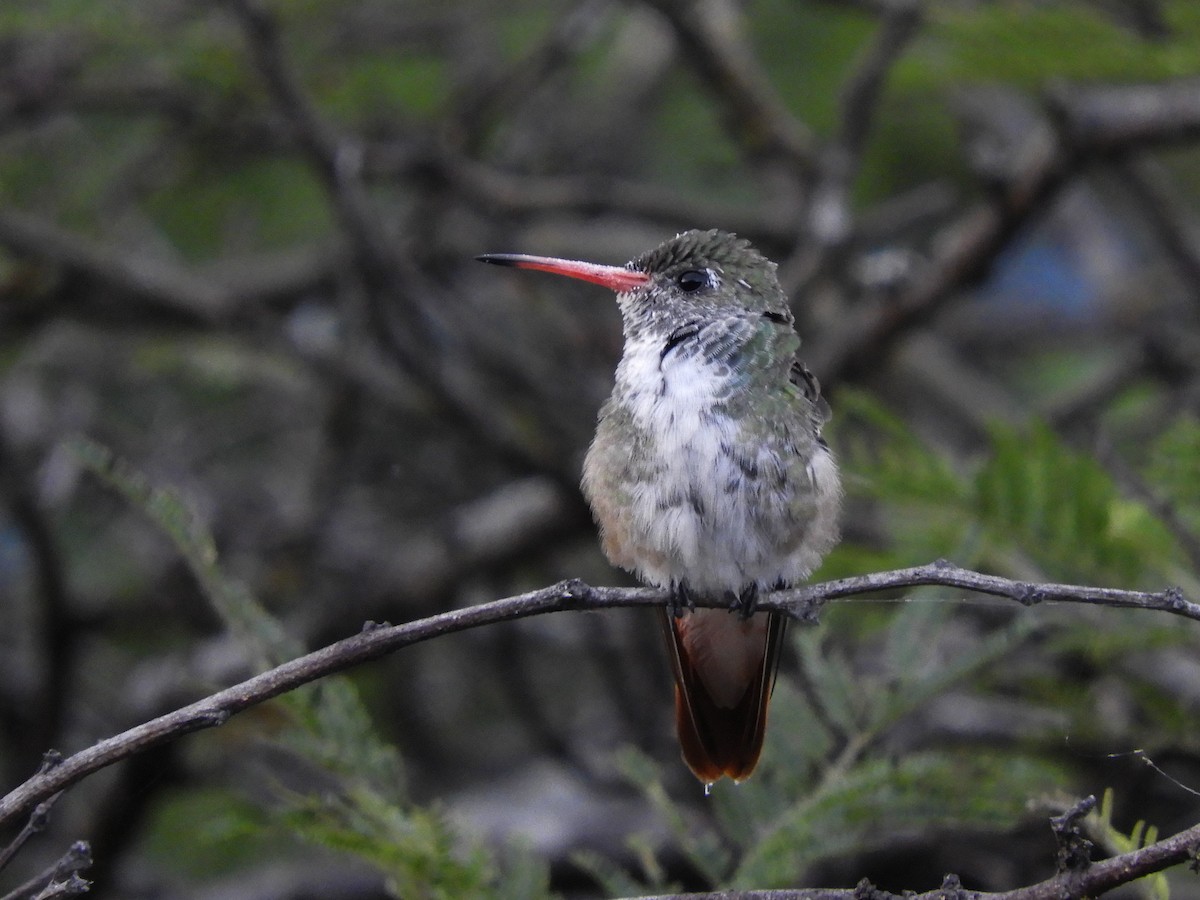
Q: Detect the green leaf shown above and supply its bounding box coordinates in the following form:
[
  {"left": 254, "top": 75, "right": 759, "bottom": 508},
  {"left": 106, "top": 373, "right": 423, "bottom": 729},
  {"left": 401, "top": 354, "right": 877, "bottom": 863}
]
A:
[{"left": 831, "top": 389, "right": 968, "bottom": 508}]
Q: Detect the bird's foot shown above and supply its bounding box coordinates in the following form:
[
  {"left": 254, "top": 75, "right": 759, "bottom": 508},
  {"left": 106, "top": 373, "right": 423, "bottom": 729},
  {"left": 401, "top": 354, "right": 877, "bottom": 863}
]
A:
[
  {"left": 728, "top": 584, "right": 759, "bottom": 620},
  {"left": 669, "top": 582, "right": 696, "bottom": 619}
]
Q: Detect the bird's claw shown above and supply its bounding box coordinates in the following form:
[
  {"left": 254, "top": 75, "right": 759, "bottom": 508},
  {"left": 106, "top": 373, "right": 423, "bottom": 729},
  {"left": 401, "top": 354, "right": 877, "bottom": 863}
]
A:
[
  {"left": 669, "top": 583, "right": 696, "bottom": 619},
  {"left": 728, "top": 584, "right": 759, "bottom": 620}
]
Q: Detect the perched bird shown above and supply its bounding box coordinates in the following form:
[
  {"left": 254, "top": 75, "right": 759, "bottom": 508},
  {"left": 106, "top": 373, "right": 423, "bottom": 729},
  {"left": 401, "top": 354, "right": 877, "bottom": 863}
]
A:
[{"left": 478, "top": 229, "right": 841, "bottom": 784}]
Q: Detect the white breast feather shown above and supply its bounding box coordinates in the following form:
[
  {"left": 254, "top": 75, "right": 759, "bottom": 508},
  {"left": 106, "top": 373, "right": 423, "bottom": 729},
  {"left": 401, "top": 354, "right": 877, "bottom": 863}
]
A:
[{"left": 611, "top": 335, "right": 835, "bottom": 594}]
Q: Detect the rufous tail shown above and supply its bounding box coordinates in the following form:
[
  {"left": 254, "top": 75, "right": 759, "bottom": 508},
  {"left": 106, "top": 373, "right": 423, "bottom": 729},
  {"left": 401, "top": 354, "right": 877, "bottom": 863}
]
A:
[{"left": 659, "top": 607, "right": 785, "bottom": 783}]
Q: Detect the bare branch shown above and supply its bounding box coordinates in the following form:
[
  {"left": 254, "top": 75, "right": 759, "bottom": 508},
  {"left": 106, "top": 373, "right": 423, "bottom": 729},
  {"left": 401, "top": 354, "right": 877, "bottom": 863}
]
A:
[
  {"left": 835, "top": 0, "right": 922, "bottom": 164},
  {"left": 28, "top": 874, "right": 90, "bottom": 900},
  {"left": 1048, "top": 77, "right": 1200, "bottom": 152},
  {"left": 777, "top": 561, "right": 1195, "bottom": 619},
  {"left": 0, "top": 578, "right": 628, "bottom": 830},
  {"left": 219, "top": 0, "right": 580, "bottom": 479},
  {"left": 813, "top": 76, "right": 1200, "bottom": 385},
  {"left": 435, "top": 155, "right": 796, "bottom": 239},
  {"left": 0, "top": 840, "right": 91, "bottom": 900},
  {"left": 218, "top": 0, "right": 390, "bottom": 272},
  {"left": 0, "top": 430, "right": 73, "bottom": 768},
  {"left": 447, "top": 0, "right": 616, "bottom": 150},
  {"left": 1116, "top": 155, "right": 1200, "bottom": 308},
  {"left": 0, "top": 562, "right": 1193, "bottom": 831},
  {"left": 1048, "top": 795, "right": 1097, "bottom": 874},
  {"left": 788, "top": 0, "right": 924, "bottom": 286},
  {"left": 642, "top": 0, "right": 816, "bottom": 167},
  {"left": 0, "top": 210, "right": 230, "bottom": 323},
  {"left": 0, "top": 756, "right": 63, "bottom": 876},
  {"left": 811, "top": 129, "right": 1069, "bottom": 383}
]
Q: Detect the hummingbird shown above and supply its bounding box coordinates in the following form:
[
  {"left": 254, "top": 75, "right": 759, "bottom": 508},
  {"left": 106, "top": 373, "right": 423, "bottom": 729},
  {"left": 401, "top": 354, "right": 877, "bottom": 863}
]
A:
[{"left": 478, "top": 229, "right": 841, "bottom": 784}]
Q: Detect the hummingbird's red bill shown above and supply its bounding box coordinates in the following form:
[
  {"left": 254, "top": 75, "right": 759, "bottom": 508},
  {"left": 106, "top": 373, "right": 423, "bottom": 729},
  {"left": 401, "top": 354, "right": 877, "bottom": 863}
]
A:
[{"left": 476, "top": 253, "right": 651, "bottom": 293}]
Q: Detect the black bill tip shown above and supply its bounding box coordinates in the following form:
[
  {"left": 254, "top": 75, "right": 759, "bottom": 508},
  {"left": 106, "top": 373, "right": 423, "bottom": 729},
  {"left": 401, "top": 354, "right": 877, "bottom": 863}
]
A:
[{"left": 476, "top": 253, "right": 525, "bottom": 267}]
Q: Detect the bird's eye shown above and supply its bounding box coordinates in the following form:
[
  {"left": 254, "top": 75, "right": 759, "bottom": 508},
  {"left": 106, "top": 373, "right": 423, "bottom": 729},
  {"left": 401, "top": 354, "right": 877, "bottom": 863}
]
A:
[{"left": 676, "top": 269, "right": 709, "bottom": 293}]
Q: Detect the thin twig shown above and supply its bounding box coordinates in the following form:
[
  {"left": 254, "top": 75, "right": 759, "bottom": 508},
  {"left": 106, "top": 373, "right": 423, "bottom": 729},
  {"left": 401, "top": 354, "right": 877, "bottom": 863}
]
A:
[
  {"left": 787, "top": 0, "right": 923, "bottom": 288},
  {"left": 220, "top": 0, "right": 579, "bottom": 480},
  {"left": 813, "top": 76, "right": 1200, "bottom": 385},
  {"left": 836, "top": 0, "right": 922, "bottom": 164},
  {"left": 1116, "top": 155, "right": 1200, "bottom": 309},
  {"left": 0, "top": 796, "right": 61, "bottom": 877},
  {"left": 0, "top": 841, "right": 91, "bottom": 900},
  {"left": 0, "top": 427, "right": 74, "bottom": 772},
  {"left": 1047, "top": 77, "right": 1200, "bottom": 152},
  {"left": 642, "top": 0, "right": 816, "bottom": 167},
  {"left": 810, "top": 129, "right": 1070, "bottom": 384},
  {"left": 0, "top": 754, "right": 64, "bottom": 875},
  {"left": 438, "top": 155, "right": 796, "bottom": 239},
  {"left": 0, "top": 210, "right": 229, "bottom": 323}
]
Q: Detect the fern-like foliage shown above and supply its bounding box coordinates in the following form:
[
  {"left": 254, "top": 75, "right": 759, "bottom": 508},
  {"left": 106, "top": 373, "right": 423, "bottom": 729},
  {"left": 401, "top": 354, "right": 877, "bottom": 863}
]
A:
[
  {"left": 974, "top": 423, "right": 1180, "bottom": 585},
  {"left": 68, "top": 436, "right": 551, "bottom": 900},
  {"left": 606, "top": 597, "right": 1064, "bottom": 889},
  {"left": 1145, "top": 415, "right": 1200, "bottom": 544},
  {"left": 830, "top": 390, "right": 1194, "bottom": 589},
  {"left": 614, "top": 394, "right": 1199, "bottom": 892},
  {"left": 735, "top": 751, "right": 1062, "bottom": 889}
]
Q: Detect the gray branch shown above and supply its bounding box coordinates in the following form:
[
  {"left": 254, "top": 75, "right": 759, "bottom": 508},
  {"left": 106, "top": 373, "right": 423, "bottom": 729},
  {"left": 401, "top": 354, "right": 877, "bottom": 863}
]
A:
[
  {"left": 812, "top": 75, "right": 1200, "bottom": 385},
  {"left": 626, "top": 800, "right": 1200, "bottom": 899},
  {"left": 0, "top": 561, "right": 1192, "bottom": 834}
]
